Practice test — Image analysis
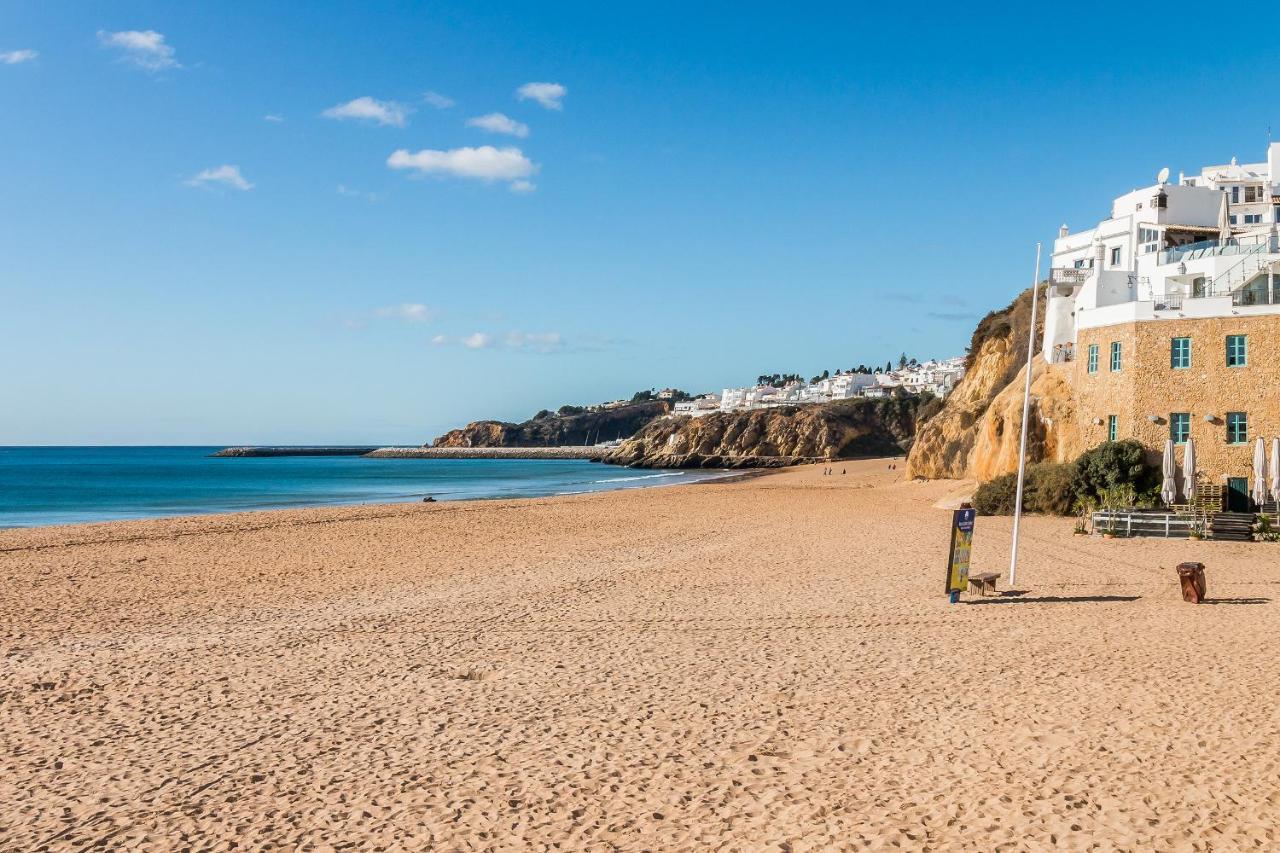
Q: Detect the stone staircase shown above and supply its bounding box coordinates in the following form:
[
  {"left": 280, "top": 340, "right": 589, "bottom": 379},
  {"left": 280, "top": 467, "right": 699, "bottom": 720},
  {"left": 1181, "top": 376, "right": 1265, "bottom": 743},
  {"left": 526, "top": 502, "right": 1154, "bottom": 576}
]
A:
[{"left": 1210, "top": 512, "right": 1255, "bottom": 542}]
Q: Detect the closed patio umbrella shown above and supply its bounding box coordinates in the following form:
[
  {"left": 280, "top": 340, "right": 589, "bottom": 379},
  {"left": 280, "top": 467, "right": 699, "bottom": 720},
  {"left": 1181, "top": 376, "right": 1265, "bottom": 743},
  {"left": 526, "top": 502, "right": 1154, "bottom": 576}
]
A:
[
  {"left": 1271, "top": 437, "right": 1280, "bottom": 504},
  {"left": 1182, "top": 438, "right": 1197, "bottom": 502},
  {"left": 1218, "top": 192, "right": 1232, "bottom": 245},
  {"left": 1252, "top": 438, "right": 1268, "bottom": 508},
  {"left": 1161, "top": 439, "right": 1177, "bottom": 505}
]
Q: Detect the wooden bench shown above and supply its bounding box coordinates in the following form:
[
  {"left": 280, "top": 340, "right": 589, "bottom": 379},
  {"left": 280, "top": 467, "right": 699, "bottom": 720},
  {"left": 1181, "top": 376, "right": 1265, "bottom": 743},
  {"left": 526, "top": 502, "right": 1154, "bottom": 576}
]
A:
[{"left": 968, "top": 572, "right": 1000, "bottom": 596}]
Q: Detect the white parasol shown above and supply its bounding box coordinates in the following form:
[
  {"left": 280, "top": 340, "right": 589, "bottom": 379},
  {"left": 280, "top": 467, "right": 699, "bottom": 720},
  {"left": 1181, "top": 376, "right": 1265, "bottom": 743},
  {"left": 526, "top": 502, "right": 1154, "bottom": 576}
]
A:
[
  {"left": 1252, "top": 438, "right": 1268, "bottom": 507},
  {"left": 1182, "top": 438, "right": 1197, "bottom": 502},
  {"left": 1271, "top": 437, "right": 1280, "bottom": 504},
  {"left": 1161, "top": 439, "right": 1177, "bottom": 505}
]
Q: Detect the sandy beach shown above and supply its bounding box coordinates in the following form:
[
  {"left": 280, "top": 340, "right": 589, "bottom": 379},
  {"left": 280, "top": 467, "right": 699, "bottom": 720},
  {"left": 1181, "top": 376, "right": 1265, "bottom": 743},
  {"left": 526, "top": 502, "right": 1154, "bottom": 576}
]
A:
[{"left": 3, "top": 458, "right": 1279, "bottom": 850}]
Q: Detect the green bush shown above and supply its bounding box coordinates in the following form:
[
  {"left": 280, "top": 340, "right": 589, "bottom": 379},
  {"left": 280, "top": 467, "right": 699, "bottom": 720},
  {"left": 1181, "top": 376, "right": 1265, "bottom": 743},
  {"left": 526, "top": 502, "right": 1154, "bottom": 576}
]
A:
[
  {"left": 1026, "top": 462, "right": 1080, "bottom": 515},
  {"left": 1073, "top": 440, "right": 1158, "bottom": 507},
  {"left": 974, "top": 463, "right": 1081, "bottom": 516},
  {"left": 973, "top": 440, "right": 1159, "bottom": 517},
  {"left": 973, "top": 472, "right": 1019, "bottom": 515}
]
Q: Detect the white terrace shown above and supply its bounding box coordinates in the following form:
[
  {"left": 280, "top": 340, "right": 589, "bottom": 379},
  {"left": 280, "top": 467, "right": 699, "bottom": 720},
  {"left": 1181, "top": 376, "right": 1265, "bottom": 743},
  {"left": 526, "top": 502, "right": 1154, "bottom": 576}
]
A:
[{"left": 1043, "top": 144, "right": 1280, "bottom": 361}]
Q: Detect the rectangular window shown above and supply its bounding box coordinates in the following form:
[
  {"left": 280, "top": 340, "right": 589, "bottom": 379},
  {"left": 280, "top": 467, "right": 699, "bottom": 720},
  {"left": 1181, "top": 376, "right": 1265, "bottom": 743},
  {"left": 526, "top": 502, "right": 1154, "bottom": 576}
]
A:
[
  {"left": 1107, "top": 415, "right": 1118, "bottom": 442},
  {"left": 1110, "top": 341, "right": 1122, "bottom": 371},
  {"left": 1231, "top": 186, "right": 1240, "bottom": 203},
  {"left": 1245, "top": 186, "right": 1260, "bottom": 203},
  {"left": 1170, "top": 412, "right": 1191, "bottom": 445},
  {"left": 1171, "top": 337, "right": 1191, "bottom": 369},
  {"left": 1245, "top": 214, "right": 1262, "bottom": 224},
  {"left": 1229, "top": 214, "right": 1238, "bottom": 225},
  {"left": 1087, "top": 344, "right": 1099, "bottom": 374},
  {"left": 1226, "top": 412, "right": 1248, "bottom": 444},
  {"left": 1226, "top": 334, "right": 1248, "bottom": 367},
  {"left": 1110, "top": 246, "right": 1122, "bottom": 266}
]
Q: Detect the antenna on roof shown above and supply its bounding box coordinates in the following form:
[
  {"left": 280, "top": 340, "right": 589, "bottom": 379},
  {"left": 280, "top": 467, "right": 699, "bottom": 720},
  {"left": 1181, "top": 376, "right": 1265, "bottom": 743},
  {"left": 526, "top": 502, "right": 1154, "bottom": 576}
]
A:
[{"left": 1157, "top": 166, "right": 1170, "bottom": 185}]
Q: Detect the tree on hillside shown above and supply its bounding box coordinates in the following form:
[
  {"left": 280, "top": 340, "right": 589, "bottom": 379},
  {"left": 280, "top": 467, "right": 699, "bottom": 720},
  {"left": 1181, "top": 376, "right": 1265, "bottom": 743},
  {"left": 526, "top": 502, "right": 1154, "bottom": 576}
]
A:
[{"left": 898, "top": 353, "right": 908, "bottom": 369}]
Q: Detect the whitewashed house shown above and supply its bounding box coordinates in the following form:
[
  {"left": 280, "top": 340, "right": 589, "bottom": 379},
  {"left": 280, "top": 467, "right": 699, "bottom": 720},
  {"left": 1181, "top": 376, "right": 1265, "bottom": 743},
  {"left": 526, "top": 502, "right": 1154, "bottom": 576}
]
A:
[{"left": 1044, "top": 142, "right": 1280, "bottom": 361}]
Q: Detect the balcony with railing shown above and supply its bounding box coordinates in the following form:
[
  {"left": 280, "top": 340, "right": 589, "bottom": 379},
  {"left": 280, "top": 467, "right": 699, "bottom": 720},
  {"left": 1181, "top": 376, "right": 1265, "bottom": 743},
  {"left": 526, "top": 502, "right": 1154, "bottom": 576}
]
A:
[{"left": 1158, "top": 233, "right": 1278, "bottom": 265}]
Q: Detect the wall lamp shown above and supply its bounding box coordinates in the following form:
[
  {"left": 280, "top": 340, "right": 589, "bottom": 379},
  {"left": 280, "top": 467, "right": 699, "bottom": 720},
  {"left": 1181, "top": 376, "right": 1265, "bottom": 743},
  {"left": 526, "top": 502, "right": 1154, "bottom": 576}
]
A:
[
  {"left": 1147, "top": 415, "right": 1165, "bottom": 424},
  {"left": 1203, "top": 414, "right": 1220, "bottom": 424},
  {"left": 1092, "top": 417, "right": 1104, "bottom": 426}
]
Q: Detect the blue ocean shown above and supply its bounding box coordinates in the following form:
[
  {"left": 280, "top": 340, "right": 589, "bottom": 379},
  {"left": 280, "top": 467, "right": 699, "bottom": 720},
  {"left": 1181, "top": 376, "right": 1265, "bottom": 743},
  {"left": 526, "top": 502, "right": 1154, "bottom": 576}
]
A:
[{"left": 0, "top": 447, "right": 715, "bottom": 528}]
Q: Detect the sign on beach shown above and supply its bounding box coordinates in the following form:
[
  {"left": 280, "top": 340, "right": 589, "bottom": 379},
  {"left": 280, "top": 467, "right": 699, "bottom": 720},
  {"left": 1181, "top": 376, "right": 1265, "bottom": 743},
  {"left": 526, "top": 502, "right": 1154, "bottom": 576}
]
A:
[{"left": 944, "top": 507, "right": 975, "bottom": 596}]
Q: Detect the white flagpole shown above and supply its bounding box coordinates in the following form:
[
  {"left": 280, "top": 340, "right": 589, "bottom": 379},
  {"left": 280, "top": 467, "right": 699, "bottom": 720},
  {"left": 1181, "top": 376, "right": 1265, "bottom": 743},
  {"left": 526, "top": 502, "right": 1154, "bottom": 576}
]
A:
[{"left": 1009, "top": 242, "right": 1043, "bottom": 588}]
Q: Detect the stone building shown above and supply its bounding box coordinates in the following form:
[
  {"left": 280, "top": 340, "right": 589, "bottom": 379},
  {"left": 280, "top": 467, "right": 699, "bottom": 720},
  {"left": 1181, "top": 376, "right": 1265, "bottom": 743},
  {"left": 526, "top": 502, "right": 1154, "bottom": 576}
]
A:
[
  {"left": 1045, "top": 142, "right": 1280, "bottom": 509},
  {"left": 1072, "top": 314, "right": 1279, "bottom": 510}
]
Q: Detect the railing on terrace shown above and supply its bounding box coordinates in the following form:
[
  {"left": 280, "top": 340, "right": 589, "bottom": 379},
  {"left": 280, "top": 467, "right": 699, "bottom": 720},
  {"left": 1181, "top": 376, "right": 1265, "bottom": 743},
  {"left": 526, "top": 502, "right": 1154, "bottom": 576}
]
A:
[
  {"left": 1206, "top": 238, "right": 1277, "bottom": 296},
  {"left": 1230, "top": 280, "right": 1280, "bottom": 306},
  {"left": 1050, "top": 267, "right": 1090, "bottom": 286},
  {"left": 1159, "top": 233, "right": 1277, "bottom": 265}
]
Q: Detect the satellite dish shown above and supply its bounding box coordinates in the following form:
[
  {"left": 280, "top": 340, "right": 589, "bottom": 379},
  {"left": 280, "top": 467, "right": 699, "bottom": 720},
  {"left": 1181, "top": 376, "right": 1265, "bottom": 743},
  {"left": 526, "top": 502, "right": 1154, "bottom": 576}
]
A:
[{"left": 1157, "top": 166, "right": 1170, "bottom": 185}]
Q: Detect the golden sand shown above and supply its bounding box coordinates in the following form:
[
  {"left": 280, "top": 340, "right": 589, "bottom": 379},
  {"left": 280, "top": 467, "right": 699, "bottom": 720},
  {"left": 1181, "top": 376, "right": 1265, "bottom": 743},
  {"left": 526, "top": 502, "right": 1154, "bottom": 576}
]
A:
[{"left": 3, "top": 459, "right": 1279, "bottom": 850}]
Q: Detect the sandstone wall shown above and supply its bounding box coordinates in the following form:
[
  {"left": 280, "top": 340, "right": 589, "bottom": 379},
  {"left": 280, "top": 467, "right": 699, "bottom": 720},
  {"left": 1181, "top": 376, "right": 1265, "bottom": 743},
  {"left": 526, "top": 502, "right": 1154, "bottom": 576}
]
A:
[
  {"left": 1073, "top": 314, "right": 1280, "bottom": 488},
  {"left": 907, "top": 285, "right": 1081, "bottom": 481}
]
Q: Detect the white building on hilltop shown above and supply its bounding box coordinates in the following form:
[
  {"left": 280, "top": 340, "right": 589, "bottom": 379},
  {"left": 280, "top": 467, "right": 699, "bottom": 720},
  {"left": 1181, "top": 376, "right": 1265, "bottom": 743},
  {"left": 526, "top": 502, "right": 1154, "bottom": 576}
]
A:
[
  {"left": 1043, "top": 143, "right": 1280, "bottom": 361},
  {"left": 715, "top": 359, "right": 963, "bottom": 413},
  {"left": 672, "top": 394, "right": 722, "bottom": 417}
]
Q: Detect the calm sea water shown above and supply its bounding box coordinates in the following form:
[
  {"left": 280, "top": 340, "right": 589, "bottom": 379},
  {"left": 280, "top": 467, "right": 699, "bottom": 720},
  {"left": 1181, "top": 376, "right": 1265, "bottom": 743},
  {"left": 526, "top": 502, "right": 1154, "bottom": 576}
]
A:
[{"left": 0, "top": 447, "right": 717, "bottom": 528}]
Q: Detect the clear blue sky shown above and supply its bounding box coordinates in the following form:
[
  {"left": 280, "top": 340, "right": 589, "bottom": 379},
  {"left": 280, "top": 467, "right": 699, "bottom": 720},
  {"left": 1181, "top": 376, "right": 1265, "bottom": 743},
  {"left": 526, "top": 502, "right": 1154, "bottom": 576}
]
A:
[{"left": 3, "top": 2, "right": 1277, "bottom": 444}]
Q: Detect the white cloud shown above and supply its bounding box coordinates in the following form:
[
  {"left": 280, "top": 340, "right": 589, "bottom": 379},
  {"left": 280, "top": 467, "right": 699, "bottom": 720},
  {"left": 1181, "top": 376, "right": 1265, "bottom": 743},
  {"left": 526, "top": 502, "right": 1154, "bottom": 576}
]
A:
[
  {"left": 1, "top": 49, "right": 38, "bottom": 65},
  {"left": 184, "top": 165, "right": 253, "bottom": 191},
  {"left": 375, "top": 303, "right": 436, "bottom": 322},
  {"left": 465, "top": 112, "right": 529, "bottom": 138},
  {"left": 431, "top": 330, "right": 563, "bottom": 353},
  {"left": 337, "top": 184, "right": 385, "bottom": 202},
  {"left": 263, "top": 113, "right": 284, "bottom": 123},
  {"left": 516, "top": 82, "right": 566, "bottom": 110},
  {"left": 509, "top": 180, "right": 536, "bottom": 194},
  {"left": 430, "top": 332, "right": 494, "bottom": 349},
  {"left": 505, "top": 331, "right": 562, "bottom": 352},
  {"left": 97, "top": 30, "right": 179, "bottom": 71},
  {"left": 387, "top": 145, "right": 537, "bottom": 187},
  {"left": 322, "top": 96, "right": 409, "bottom": 127},
  {"left": 423, "top": 91, "right": 454, "bottom": 109}
]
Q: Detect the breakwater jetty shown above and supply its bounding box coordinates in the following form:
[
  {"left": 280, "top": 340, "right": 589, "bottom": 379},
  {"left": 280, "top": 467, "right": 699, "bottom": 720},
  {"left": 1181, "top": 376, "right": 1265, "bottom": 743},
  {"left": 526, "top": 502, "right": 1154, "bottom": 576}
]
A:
[
  {"left": 209, "top": 447, "right": 381, "bottom": 458},
  {"left": 365, "top": 447, "right": 607, "bottom": 460}
]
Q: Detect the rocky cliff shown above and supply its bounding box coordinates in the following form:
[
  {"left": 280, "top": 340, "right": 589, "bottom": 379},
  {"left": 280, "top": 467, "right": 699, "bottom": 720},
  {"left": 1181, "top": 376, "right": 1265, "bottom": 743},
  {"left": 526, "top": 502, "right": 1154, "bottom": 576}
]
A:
[
  {"left": 601, "top": 395, "right": 925, "bottom": 469},
  {"left": 433, "top": 401, "right": 670, "bottom": 448},
  {"left": 906, "top": 287, "right": 1083, "bottom": 481}
]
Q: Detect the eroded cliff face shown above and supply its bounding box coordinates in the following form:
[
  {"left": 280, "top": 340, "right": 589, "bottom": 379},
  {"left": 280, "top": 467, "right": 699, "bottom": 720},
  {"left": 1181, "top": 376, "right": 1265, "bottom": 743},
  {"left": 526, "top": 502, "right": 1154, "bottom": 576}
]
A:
[
  {"left": 433, "top": 402, "right": 669, "bottom": 448},
  {"left": 602, "top": 396, "right": 923, "bottom": 469},
  {"left": 906, "top": 287, "right": 1082, "bottom": 480}
]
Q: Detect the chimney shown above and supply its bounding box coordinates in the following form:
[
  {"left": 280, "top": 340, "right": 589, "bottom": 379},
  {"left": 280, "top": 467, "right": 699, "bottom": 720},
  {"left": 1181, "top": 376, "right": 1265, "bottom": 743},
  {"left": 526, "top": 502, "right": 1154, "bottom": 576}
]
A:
[{"left": 1059, "top": 223, "right": 1070, "bottom": 238}]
